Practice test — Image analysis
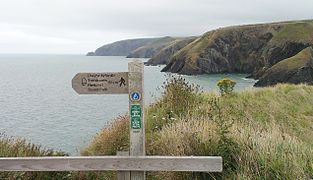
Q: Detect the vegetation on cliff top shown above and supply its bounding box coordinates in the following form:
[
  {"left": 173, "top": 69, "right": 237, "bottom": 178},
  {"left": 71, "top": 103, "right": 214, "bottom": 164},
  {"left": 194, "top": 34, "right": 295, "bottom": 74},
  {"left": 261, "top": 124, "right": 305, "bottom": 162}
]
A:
[
  {"left": 83, "top": 77, "right": 313, "bottom": 179},
  {"left": 145, "top": 37, "right": 197, "bottom": 65},
  {"left": 88, "top": 37, "right": 170, "bottom": 56},
  {"left": 1, "top": 78, "right": 312, "bottom": 179},
  {"left": 272, "top": 21, "right": 313, "bottom": 42},
  {"left": 126, "top": 36, "right": 180, "bottom": 58},
  {"left": 88, "top": 36, "right": 186, "bottom": 57}
]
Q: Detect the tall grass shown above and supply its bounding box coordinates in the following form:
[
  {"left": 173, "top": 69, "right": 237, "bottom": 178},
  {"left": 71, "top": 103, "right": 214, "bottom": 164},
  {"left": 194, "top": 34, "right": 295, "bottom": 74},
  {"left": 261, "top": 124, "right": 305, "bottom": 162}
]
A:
[
  {"left": 0, "top": 133, "right": 70, "bottom": 179},
  {"left": 82, "top": 115, "right": 129, "bottom": 156},
  {"left": 83, "top": 76, "right": 312, "bottom": 179},
  {"left": 1, "top": 77, "right": 312, "bottom": 179}
]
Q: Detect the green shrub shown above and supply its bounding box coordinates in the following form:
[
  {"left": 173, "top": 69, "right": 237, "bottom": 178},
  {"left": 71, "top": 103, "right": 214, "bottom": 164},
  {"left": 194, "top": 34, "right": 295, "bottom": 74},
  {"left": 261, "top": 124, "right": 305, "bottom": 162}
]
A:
[
  {"left": 217, "top": 78, "right": 236, "bottom": 96},
  {"left": 146, "top": 75, "right": 203, "bottom": 133},
  {"left": 159, "top": 75, "right": 201, "bottom": 114}
]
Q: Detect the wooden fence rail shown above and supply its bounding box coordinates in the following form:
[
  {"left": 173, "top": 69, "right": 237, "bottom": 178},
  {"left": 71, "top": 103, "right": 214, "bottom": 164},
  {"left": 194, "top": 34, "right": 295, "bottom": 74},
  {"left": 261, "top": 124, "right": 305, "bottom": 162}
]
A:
[{"left": 0, "top": 156, "right": 222, "bottom": 172}]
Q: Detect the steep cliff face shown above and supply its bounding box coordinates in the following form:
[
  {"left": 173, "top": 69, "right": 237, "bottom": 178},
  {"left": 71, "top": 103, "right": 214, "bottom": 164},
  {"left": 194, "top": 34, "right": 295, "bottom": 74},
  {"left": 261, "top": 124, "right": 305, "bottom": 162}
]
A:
[
  {"left": 87, "top": 38, "right": 169, "bottom": 56},
  {"left": 126, "top": 37, "right": 178, "bottom": 58},
  {"left": 162, "top": 20, "right": 313, "bottom": 77},
  {"left": 145, "top": 37, "right": 197, "bottom": 65},
  {"left": 254, "top": 47, "right": 313, "bottom": 87}
]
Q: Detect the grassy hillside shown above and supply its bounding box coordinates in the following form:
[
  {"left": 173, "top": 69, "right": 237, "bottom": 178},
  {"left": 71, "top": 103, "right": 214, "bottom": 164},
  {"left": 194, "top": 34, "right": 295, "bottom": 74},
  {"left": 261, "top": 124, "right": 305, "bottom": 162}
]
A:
[
  {"left": 145, "top": 37, "right": 197, "bottom": 65},
  {"left": 126, "top": 36, "right": 181, "bottom": 58},
  {"left": 162, "top": 19, "right": 313, "bottom": 77},
  {"left": 270, "top": 46, "right": 313, "bottom": 71},
  {"left": 1, "top": 78, "right": 312, "bottom": 179},
  {"left": 83, "top": 77, "right": 313, "bottom": 179},
  {"left": 272, "top": 21, "right": 313, "bottom": 42},
  {"left": 255, "top": 46, "right": 313, "bottom": 86},
  {"left": 89, "top": 37, "right": 171, "bottom": 56}
]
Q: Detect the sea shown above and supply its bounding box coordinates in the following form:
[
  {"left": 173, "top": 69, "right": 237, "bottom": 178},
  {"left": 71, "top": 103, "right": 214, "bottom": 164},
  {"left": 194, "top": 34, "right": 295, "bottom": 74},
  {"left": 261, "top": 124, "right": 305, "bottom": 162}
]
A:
[{"left": 0, "top": 54, "right": 256, "bottom": 155}]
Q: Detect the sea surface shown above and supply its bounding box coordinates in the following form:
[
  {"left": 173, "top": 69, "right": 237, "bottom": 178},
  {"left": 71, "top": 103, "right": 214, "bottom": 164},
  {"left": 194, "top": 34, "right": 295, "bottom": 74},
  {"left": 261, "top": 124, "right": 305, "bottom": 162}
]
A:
[{"left": 0, "top": 55, "right": 256, "bottom": 155}]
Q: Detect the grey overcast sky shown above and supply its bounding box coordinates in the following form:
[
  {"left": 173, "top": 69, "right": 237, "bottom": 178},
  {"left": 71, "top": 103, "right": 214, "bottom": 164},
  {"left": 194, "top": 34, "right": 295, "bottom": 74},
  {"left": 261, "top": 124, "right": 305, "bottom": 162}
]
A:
[{"left": 0, "top": 0, "right": 312, "bottom": 54}]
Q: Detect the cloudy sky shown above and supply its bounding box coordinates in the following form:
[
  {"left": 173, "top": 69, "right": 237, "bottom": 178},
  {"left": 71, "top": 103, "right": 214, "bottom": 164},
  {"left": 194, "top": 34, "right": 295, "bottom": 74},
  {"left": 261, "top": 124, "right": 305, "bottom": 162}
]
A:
[{"left": 0, "top": 0, "right": 312, "bottom": 54}]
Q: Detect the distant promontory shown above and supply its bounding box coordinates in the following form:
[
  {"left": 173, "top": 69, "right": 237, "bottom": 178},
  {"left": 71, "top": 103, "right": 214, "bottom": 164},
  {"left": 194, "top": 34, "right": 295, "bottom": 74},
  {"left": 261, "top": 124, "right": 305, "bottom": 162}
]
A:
[{"left": 87, "top": 36, "right": 187, "bottom": 57}]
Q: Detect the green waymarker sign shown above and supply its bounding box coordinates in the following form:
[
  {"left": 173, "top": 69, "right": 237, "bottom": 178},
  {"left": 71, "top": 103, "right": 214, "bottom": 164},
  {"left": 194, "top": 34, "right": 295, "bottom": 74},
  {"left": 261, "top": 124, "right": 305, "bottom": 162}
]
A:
[{"left": 130, "top": 104, "right": 142, "bottom": 129}]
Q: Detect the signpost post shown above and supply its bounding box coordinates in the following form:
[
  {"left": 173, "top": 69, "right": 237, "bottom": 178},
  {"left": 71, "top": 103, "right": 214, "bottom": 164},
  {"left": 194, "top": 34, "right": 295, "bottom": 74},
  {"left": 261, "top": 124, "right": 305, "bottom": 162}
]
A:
[
  {"left": 72, "top": 60, "right": 145, "bottom": 180},
  {"left": 128, "top": 61, "right": 145, "bottom": 180}
]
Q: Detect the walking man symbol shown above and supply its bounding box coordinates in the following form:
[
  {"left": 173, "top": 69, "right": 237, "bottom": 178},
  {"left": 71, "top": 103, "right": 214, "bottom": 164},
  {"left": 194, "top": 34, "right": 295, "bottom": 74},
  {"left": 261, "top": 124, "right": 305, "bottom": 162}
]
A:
[{"left": 119, "top": 77, "right": 126, "bottom": 87}]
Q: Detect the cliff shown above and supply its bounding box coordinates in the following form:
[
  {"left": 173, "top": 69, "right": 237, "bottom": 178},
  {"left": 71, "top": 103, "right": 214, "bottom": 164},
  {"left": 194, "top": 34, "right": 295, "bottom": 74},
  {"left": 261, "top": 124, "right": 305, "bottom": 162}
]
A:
[
  {"left": 254, "top": 47, "right": 313, "bottom": 87},
  {"left": 144, "top": 37, "right": 197, "bottom": 65},
  {"left": 126, "top": 36, "right": 179, "bottom": 58},
  {"left": 162, "top": 20, "right": 313, "bottom": 78}
]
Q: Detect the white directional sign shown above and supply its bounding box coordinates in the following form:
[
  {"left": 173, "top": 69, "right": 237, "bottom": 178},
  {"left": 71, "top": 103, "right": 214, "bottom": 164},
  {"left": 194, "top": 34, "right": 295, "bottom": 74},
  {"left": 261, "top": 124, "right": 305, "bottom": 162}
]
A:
[{"left": 72, "top": 72, "right": 129, "bottom": 94}]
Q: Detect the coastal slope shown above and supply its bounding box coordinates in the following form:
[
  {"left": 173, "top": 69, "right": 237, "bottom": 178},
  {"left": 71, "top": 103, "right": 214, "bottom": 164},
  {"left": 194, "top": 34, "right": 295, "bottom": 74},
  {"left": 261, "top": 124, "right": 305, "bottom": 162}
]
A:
[
  {"left": 87, "top": 38, "right": 168, "bottom": 56},
  {"left": 126, "top": 36, "right": 179, "bottom": 58},
  {"left": 162, "top": 20, "right": 313, "bottom": 78},
  {"left": 145, "top": 37, "right": 197, "bottom": 65},
  {"left": 255, "top": 47, "right": 313, "bottom": 86},
  {"left": 87, "top": 37, "right": 182, "bottom": 57}
]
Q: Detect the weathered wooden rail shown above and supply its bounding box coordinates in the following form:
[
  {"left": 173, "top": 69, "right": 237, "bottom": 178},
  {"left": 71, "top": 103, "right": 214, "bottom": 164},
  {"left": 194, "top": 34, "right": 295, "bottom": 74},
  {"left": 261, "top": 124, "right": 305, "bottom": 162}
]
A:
[{"left": 0, "top": 156, "right": 222, "bottom": 172}]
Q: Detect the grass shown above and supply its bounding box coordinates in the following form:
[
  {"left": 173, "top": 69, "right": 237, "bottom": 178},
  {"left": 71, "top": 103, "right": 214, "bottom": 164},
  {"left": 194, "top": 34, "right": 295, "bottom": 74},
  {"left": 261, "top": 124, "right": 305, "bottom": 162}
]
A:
[
  {"left": 272, "top": 21, "right": 313, "bottom": 42},
  {"left": 83, "top": 77, "right": 313, "bottom": 179},
  {"left": 264, "top": 46, "right": 313, "bottom": 73},
  {"left": 1, "top": 77, "right": 312, "bottom": 179},
  {"left": 131, "top": 37, "right": 178, "bottom": 53},
  {"left": 82, "top": 115, "right": 129, "bottom": 156},
  {"left": 0, "top": 133, "right": 119, "bottom": 179},
  {"left": 0, "top": 133, "right": 70, "bottom": 179}
]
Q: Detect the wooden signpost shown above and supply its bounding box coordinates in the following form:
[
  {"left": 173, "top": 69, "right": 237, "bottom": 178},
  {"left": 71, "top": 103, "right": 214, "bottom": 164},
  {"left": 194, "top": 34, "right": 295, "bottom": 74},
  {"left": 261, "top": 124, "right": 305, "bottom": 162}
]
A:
[
  {"left": 72, "top": 60, "right": 146, "bottom": 179},
  {"left": 128, "top": 60, "right": 145, "bottom": 179},
  {"left": 0, "top": 59, "right": 222, "bottom": 180}
]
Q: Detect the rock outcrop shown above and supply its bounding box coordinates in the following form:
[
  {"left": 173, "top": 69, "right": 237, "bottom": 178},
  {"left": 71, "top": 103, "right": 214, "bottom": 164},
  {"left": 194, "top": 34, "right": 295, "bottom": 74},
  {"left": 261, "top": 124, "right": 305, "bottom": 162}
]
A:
[
  {"left": 145, "top": 37, "right": 197, "bottom": 65},
  {"left": 162, "top": 20, "right": 313, "bottom": 79},
  {"left": 254, "top": 47, "right": 313, "bottom": 87},
  {"left": 86, "top": 52, "right": 95, "bottom": 56}
]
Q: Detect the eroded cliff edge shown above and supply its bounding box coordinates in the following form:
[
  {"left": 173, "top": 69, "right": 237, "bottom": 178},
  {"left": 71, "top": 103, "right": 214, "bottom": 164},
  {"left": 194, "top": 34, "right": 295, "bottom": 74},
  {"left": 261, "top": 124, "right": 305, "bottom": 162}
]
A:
[
  {"left": 162, "top": 20, "right": 313, "bottom": 81},
  {"left": 254, "top": 47, "right": 313, "bottom": 86}
]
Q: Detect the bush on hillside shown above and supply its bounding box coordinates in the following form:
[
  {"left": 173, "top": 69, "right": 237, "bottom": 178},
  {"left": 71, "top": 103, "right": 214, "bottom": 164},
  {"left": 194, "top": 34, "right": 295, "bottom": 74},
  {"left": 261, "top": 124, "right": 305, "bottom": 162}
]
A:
[{"left": 217, "top": 78, "right": 236, "bottom": 96}]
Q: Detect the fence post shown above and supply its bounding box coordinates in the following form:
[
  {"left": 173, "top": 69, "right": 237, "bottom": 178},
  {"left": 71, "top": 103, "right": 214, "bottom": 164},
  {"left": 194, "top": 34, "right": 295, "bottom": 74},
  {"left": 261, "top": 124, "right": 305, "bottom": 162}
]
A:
[
  {"left": 117, "top": 151, "right": 130, "bottom": 180},
  {"left": 128, "top": 60, "right": 145, "bottom": 180}
]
